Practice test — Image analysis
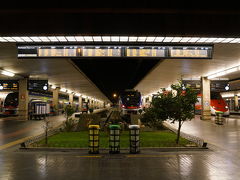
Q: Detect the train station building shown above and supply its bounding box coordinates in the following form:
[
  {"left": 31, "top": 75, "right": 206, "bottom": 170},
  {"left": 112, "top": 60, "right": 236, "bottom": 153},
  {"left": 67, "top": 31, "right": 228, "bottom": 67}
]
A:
[{"left": 1, "top": 6, "right": 240, "bottom": 180}]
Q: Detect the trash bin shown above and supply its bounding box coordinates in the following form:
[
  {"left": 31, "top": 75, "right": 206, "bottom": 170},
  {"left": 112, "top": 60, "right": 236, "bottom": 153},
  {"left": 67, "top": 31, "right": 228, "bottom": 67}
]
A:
[
  {"left": 109, "top": 124, "right": 121, "bottom": 154},
  {"left": 129, "top": 125, "right": 140, "bottom": 154},
  {"left": 215, "top": 111, "right": 224, "bottom": 125},
  {"left": 89, "top": 125, "right": 100, "bottom": 154}
]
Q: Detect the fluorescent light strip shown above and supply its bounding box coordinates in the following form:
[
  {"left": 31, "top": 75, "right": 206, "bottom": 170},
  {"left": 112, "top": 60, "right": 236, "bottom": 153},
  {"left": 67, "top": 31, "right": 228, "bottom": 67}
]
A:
[
  {"left": 120, "top": 36, "right": 129, "bottom": 42},
  {"left": 171, "top": 37, "right": 182, "bottom": 42},
  {"left": 111, "top": 36, "right": 120, "bottom": 42},
  {"left": 230, "top": 38, "right": 240, "bottom": 43},
  {"left": 213, "top": 38, "right": 225, "bottom": 43},
  {"left": 57, "top": 36, "right": 67, "bottom": 42},
  {"left": 65, "top": 36, "right": 76, "bottom": 42},
  {"left": 137, "top": 37, "right": 147, "bottom": 42},
  {"left": 1, "top": 70, "right": 15, "bottom": 77},
  {"left": 48, "top": 36, "right": 59, "bottom": 42},
  {"left": 196, "top": 38, "right": 209, "bottom": 42},
  {"left": 154, "top": 37, "right": 164, "bottom": 42},
  {"left": 30, "top": 37, "right": 42, "bottom": 42},
  {"left": 102, "top": 36, "right": 111, "bottom": 42},
  {"left": 208, "top": 65, "right": 240, "bottom": 79},
  {"left": 180, "top": 37, "right": 191, "bottom": 42},
  {"left": 3, "top": 37, "right": 16, "bottom": 42},
  {"left": 222, "top": 38, "right": 235, "bottom": 43},
  {"left": 75, "top": 36, "right": 84, "bottom": 41},
  {"left": 129, "top": 37, "right": 138, "bottom": 42},
  {"left": 12, "top": 37, "right": 24, "bottom": 42},
  {"left": 93, "top": 36, "right": 102, "bottom": 42},
  {"left": 0, "top": 37, "right": 7, "bottom": 42},
  {"left": 83, "top": 36, "right": 93, "bottom": 42},
  {"left": 163, "top": 37, "right": 174, "bottom": 42},
  {"left": 205, "top": 38, "right": 218, "bottom": 43},
  {"left": 21, "top": 37, "right": 33, "bottom": 42},
  {"left": 188, "top": 37, "right": 200, "bottom": 42},
  {"left": 39, "top": 36, "right": 50, "bottom": 42},
  {"left": 146, "top": 37, "right": 156, "bottom": 42}
]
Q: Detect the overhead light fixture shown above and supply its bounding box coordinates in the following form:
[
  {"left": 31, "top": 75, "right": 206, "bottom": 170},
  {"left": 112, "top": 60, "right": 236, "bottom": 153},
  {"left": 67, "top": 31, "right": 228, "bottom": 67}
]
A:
[
  {"left": 60, "top": 88, "right": 67, "bottom": 92},
  {"left": 83, "top": 36, "right": 93, "bottom": 42},
  {"left": 163, "top": 37, "right": 174, "bottom": 42},
  {"left": 1, "top": 70, "right": 15, "bottom": 77},
  {"left": 120, "top": 36, "right": 129, "bottom": 42},
  {"left": 129, "top": 37, "right": 137, "bottom": 42},
  {"left": 154, "top": 37, "right": 165, "bottom": 42},
  {"left": 57, "top": 36, "right": 67, "bottom": 42},
  {"left": 12, "top": 37, "right": 24, "bottom": 42},
  {"left": 0, "top": 37, "right": 7, "bottom": 42},
  {"left": 171, "top": 37, "right": 182, "bottom": 42},
  {"left": 93, "top": 36, "right": 102, "bottom": 42},
  {"left": 102, "top": 36, "right": 111, "bottom": 42},
  {"left": 21, "top": 37, "right": 33, "bottom": 42},
  {"left": 222, "top": 38, "right": 234, "bottom": 43},
  {"left": 180, "top": 37, "right": 191, "bottom": 42},
  {"left": 65, "top": 36, "right": 77, "bottom": 42},
  {"left": 111, "top": 36, "right": 120, "bottom": 42},
  {"left": 137, "top": 37, "right": 147, "bottom": 42},
  {"left": 39, "top": 36, "right": 50, "bottom": 42},
  {"left": 188, "top": 37, "right": 200, "bottom": 43},
  {"left": 30, "top": 37, "right": 42, "bottom": 42},
  {"left": 48, "top": 36, "right": 59, "bottom": 42},
  {"left": 75, "top": 36, "right": 85, "bottom": 41},
  {"left": 196, "top": 38, "right": 209, "bottom": 43},
  {"left": 207, "top": 65, "right": 240, "bottom": 79},
  {"left": 146, "top": 37, "right": 156, "bottom": 42},
  {"left": 3, "top": 37, "right": 16, "bottom": 42}
]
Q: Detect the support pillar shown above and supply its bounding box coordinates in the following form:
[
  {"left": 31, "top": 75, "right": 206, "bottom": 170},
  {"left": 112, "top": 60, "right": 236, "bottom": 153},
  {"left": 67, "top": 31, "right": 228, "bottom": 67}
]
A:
[
  {"left": 53, "top": 88, "right": 59, "bottom": 112},
  {"left": 200, "top": 77, "right": 211, "bottom": 120},
  {"left": 78, "top": 96, "right": 82, "bottom": 112},
  {"left": 18, "top": 78, "right": 29, "bottom": 120},
  {"left": 234, "top": 94, "right": 239, "bottom": 111},
  {"left": 69, "top": 93, "right": 74, "bottom": 105}
]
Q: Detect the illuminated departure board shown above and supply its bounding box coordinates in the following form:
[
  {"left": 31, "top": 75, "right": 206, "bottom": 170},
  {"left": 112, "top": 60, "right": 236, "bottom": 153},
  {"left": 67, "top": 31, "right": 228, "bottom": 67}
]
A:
[
  {"left": 170, "top": 47, "right": 210, "bottom": 58},
  {"left": 0, "top": 80, "right": 19, "bottom": 90},
  {"left": 82, "top": 47, "right": 121, "bottom": 57},
  {"left": 126, "top": 47, "right": 166, "bottom": 57},
  {"left": 17, "top": 45, "right": 213, "bottom": 59},
  {"left": 38, "top": 47, "right": 78, "bottom": 57}
]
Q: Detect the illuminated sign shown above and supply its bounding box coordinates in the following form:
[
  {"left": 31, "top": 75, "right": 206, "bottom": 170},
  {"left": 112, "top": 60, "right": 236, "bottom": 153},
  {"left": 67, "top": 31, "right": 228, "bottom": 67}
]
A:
[
  {"left": 126, "top": 47, "right": 166, "bottom": 57},
  {"left": 0, "top": 80, "right": 19, "bottom": 90},
  {"left": 82, "top": 46, "right": 121, "bottom": 57},
  {"left": 170, "top": 47, "right": 211, "bottom": 58},
  {"left": 28, "top": 80, "right": 48, "bottom": 91},
  {"left": 17, "top": 45, "right": 213, "bottom": 59}
]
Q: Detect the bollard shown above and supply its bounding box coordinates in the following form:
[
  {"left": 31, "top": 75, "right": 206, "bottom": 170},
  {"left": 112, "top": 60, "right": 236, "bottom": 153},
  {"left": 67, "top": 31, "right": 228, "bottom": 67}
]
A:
[
  {"left": 129, "top": 125, "right": 140, "bottom": 154},
  {"left": 215, "top": 111, "right": 224, "bottom": 125},
  {"left": 109, "top": 125, "right": 121, "bottom": 154},
  {"left": 88, "top": 125, "right": 100, "bottom": 154}
]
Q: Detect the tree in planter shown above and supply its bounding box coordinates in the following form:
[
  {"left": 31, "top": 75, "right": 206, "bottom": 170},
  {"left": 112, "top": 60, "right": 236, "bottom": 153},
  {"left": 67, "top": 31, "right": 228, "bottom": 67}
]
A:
[
  {"left": 63, "top": 105, "right": 76, "bottom": 132},
  {"left": 141, "top": 81, "right": 198, "bottom": 144}
]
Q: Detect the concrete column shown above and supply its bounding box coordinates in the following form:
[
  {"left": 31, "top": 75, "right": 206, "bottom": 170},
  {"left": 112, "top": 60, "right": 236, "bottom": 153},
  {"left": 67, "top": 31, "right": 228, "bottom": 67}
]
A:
[
  {"left": 200, "top": 77, "right": 211, "bottom": 120},
  {"left": 69, "top": 93, "right": 74, "bottom": 105},
  {"left": 78, "top": 96, "right": 82, "bottom": 111},
  {"left": 234, "top": 94, "right": 239, "bottom": 111},
  {"left": 18, "top": 78, "right": 29, "bottom": 120},
  {"left": 53, "top": 88, "right": 59, "bottom": 111}
]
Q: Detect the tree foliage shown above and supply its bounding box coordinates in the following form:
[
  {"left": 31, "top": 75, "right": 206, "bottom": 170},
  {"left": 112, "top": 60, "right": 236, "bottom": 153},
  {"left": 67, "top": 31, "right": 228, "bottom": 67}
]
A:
[{"left": 141, "top": 80, "right": 198, "bottom": 143}]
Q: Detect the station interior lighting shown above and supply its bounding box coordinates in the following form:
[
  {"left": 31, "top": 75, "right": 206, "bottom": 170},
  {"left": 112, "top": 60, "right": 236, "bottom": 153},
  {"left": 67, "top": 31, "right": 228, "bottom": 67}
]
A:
[
  {"left": 207, "top": 65, "right": 240, "bottom": 79},
  {"left": 1, "top": 70, "right": 15, "bottom": 77},
  {"left": 1, "top": 36, "right": 240, "bottom": 43}
]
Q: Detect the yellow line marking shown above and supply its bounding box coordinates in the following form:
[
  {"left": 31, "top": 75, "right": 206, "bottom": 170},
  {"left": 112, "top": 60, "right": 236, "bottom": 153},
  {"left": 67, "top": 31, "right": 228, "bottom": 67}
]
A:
[
  {"left": 126, "top": 155, "right": 176, "bottom": 158},
  {"left": 0, "top": 135, "right": 35, "bottom": 150},
  {"left": 76, "top": 156, "right": 102, "bottom": 158}
]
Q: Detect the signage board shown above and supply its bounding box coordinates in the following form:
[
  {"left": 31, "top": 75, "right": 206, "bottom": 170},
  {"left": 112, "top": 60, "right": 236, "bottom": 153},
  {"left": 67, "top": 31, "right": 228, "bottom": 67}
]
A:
[
  {"left": 28, "top": 80, "right": 48, "bottom": 91},
  {"left": 0, "top": 80, "right": 19, "bottom": 90}
]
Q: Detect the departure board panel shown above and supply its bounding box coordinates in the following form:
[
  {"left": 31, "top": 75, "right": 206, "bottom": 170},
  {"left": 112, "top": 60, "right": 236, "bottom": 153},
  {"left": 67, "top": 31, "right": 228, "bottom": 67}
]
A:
[
  {"left": 170, "top": 47, "right": 211, "bottom": 58},
  {"left": 0, "top": 80, "right": 19, "bottom": 90},
  {"left": 126, "top": 47, "right": 166, "bottom": 57},
  {"left": 17, "top": 45, "right": 213, "bottom": 59},
  {"left": 28, "top": 80, "right": 48, "bottom": 91},
  {"left": 82, "top": 46, "right": 121, "bottom": 57},
  {"left": 38, "top": 47, "right": 79, "bottom": 57}
]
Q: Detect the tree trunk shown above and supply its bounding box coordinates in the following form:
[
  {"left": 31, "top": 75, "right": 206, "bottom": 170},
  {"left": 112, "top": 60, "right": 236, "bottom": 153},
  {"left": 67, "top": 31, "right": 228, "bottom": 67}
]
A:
[{"left": 176, "top": 120, "right": 182, "bottom": 144}]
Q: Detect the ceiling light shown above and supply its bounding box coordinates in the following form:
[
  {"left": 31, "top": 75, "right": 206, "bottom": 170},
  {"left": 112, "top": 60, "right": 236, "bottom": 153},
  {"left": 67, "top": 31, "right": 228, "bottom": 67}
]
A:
[
  {"left": 205, "top": 38, "right": 218, "bottom": 43},
  {"left": 230, "top": 38, "right": 240, "bottom": 43},
  {"left": 65, "top": 36, "right": 77, "bottom": 42},
  {"left": 111, "top": 36, "right": 120, "bottom": 42},
  {"left": 3, "top": 37, "right": 16, "bottom": 42},
  {"left": 137, "top": 37, "right": 147, "bottom": 42},
  {"left": 30, "top": 37, "right": 42, "bottom": 42},
  {"left": 1, "top": 70, "right": 15, "bottom": 77},
  {"left": 196, "top": 38, "right": 209, "bottom": 43},
  {"left": 180, "top": 37, "right": 191, "bottom": 42},
  {"left": 39, "top": 37, "right": 50, "bottom": 42},
  {"left": 57, "top": 36, "right": 67, "bottom": 42},
  {"left": 188, "top": 37, "right": 200, "bottom": 42},
  {"left": 129, "top": 37, "right": 138, "bottom": 42},
  {"left": 21, "top": 37, "right": 33, "bottom": 42},
  {"left": 120, "top": 36, "right": 129, "bottom": 42},
  {"left": 154, "top": 37, "right": 165, "bottom": 42},
  {"left": 12, "top": 37, "right": 24, "bottom": 42},
  {"left": 146, "top": 37, "right": 156, "bottom": 42},
  {"left": 74, "top": 36, "right": 85, "bottom": 41},
  {"left": 83, "top": 36, "right": 93, "bottom": 42},
  {"left": 93, "top": 36, "right": 102, "bottom": 41},
  {"left": 48, "top": 36, "right": 59, "bottom": 42},
  {"left": 221, "top": 38, "right": 235, "bottom": 43},
  {"left": 0, "top": 37, "right": 8, "bottom": 42},
  {"left": 213, "top": 38, "right": 225, "bottom": 43},
  {"left": 102, "top": 36, "right": 111, "bottom": 42},
  {"left": 163, "top": 37, "right": 174, "bottom": 42},
  {"left": 60, "top": 88, "right": 67, "bottom": 92},
  {"left": 171, "top": 37, "right": 182, "bottom": 42}
]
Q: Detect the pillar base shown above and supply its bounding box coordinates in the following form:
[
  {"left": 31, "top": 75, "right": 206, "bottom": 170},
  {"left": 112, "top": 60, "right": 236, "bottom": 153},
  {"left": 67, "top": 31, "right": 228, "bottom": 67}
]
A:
[{"left": 200, "top": 110, "right": 211, "bottom": 120}]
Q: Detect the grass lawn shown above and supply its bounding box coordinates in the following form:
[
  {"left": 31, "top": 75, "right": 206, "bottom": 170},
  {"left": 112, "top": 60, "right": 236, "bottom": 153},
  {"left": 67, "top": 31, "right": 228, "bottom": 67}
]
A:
[{"left": 36, "top": 130, "right": 194, "bottom": 148}]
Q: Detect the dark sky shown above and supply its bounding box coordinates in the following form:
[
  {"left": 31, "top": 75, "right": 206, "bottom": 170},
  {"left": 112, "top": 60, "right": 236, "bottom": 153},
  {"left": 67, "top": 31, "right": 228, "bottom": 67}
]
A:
[{"left": 72, "top": 58, "right": 160, "bottom": 102}]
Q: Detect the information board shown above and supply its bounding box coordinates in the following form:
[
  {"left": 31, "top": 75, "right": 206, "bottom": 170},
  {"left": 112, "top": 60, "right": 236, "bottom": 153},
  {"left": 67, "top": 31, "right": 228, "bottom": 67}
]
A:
[
  {"left": 126, "top": 47, "right": 166, "bottom": 57},
  {"left": 170, "top": 47, "right": 211, "bottom": 58},
  {"left": 28, "top": 80, "right": 48, "bottom": 91},
  {"left": 0, "top": 80, "right": 19, "bottom": 90},
  {"left": 82, "top": 47, "right": 121, "bottom": 57},
  {"left": 38, "top": 47, "right": 78, "bottom": 57}
]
